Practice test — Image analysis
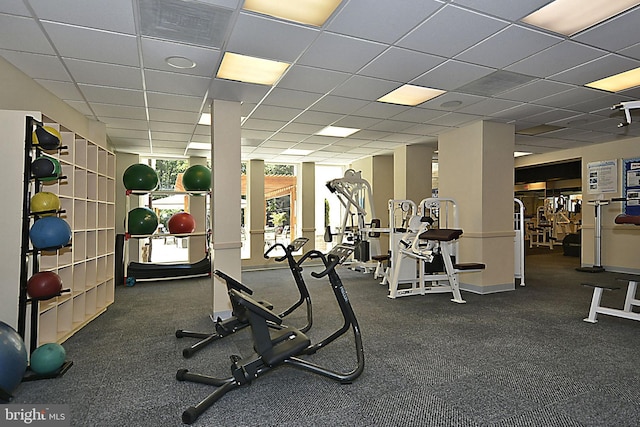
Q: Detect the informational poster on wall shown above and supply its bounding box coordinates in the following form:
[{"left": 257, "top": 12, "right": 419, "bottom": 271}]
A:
[
  {"left": 587, "top": 159, "right": 617, "bottom": 194},
  {"left": 622, "top": 157, "right": 640, "bottom": 216}
]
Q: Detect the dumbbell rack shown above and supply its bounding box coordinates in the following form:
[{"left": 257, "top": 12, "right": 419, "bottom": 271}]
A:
[{"left": 18, "top": 116, "right": 73, "bottom": 381}]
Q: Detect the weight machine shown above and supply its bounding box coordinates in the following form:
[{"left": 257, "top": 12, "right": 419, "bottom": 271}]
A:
[
  {"left": 612, "top": 100, "right": 640, "bottom": 127},
  {"left": 325, "top": 169, "right": 382, "bottom": 270},
  {"left": 387, "top": 198, "right": 485, "bottom": 302}
]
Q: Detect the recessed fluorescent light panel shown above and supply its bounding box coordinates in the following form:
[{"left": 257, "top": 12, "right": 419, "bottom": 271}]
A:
[
  {"left": 243, "top": 0, "right": 342, "bottom": 26},
  {"left": 199, "top": 113, "right": 211, "bottom": 125},
  {"left": 521, "top": 0, "right": 640, "bottom": 36},
  {"left": 187, "top": 142, "right": 210, "bottom": 150},
  {"left": 217, "top": 52, "right": 289, "bottom": 85},
  {"left": 282, "top": 148, "right": 314, "bottom": 156},
  {"left": 585, "top": 66, "right": 640, "bottom": 92},
  {"left": 316, "top": 126, "right": 360, "bottom": 137},
  {"left": 377, "top": 85, "right": 445, "bottom": 106},
  {"left": 514, "top": 151, "right": 533, "bottom": 157}
]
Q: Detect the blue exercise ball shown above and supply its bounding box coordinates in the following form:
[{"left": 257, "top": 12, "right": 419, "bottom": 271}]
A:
[
  {"left": 0, "top": 321, "right": 28, "bottom": 400},
  {"left": 29, "top": 217, "right": 72, "bottom": 250},
  {"left": 29, "top": 343, "right": 66, "bottom": 375}
]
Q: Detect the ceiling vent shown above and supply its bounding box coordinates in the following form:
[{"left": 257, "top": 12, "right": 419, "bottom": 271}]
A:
[
  {"left": 457, "top": 70, "right": 536, "bottom": 96},
  {"left": 139, "top": 0, "right": 233, "bottom": 48}
]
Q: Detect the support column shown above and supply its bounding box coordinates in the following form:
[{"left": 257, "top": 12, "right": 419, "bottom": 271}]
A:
[
  {"left": 247, "top": 159, "right": 265, "bottom": 261},
  {"left": 211, "top": 100, "right": 241, "bottom": 318},
  {"left": 352, "top": 155, "right": 393, "bottom": 256},
  {"left": 394, "top": 144, "right": 433, "bottom": 202},
  {"left": 188, "top": 156, "right": 207, "bottom": 263},
  {"left": 300, "top": 162, "right": 316, "bottom": 249},
  {"left": 438, "top": 121, "right": 515, "bottom": 294}
]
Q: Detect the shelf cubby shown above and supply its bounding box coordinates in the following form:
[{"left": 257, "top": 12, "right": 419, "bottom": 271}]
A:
[{"left": 10, "top": 112, "right": 116, "bottom": 351}]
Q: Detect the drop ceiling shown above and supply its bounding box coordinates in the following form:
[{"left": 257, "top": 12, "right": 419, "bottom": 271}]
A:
[{"left": 1, "top": 0, "right": 640, "bottom": 164}]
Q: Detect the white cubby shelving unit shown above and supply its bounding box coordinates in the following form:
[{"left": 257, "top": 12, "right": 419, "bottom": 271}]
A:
[{"left": 17, "top": 114, "right": 116, "bottom": 349}]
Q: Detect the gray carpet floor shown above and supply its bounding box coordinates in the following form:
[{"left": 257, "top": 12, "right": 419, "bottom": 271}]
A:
[{"left": 11, "top": 248, "right": 640, "bottom": 426}]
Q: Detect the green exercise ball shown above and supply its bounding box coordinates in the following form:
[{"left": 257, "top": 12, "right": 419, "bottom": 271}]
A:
[
  {"left": 32, "top": 156, "right": 62, "bottom": 181},
  {"left": 127, "top": 207, "right": 158, "bottom": 235},
  {"left": 182, "top": 165, "right": 211, "bottom": 192},
  {"left": 29, "top": 343, "right": 66, "bottom": 375},
  {"left": 123, "top": 164, "right": 158, "bottom": 191}
]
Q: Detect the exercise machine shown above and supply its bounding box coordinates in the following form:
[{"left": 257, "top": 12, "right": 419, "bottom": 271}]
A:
[
  {"left": 325, "top": 169, "right": 382, "bottom": 270},
  {"left": 175, "top": 237, "right": 310, "bottom": 358},
  {"left": 581, "top": 199, "right": 640, "bottom": 323},
  {"left": 514, "top": 198, "right": 526, "bottom": 286},
  {"left": 388, "top": 198, "right": 485, "bottom": 301},
  {"left": 576, "top": 200, "right": 609, "bottom": 273},
  {"left": 612, "top": 100, "right": 640, "bottom": 127},
  {"left": 176, "top": 243, "right": 364, "bottom": 424}
]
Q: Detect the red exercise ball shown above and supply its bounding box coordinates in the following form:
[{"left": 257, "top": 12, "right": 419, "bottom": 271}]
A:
[
  {"left": 27, "top": 271, "right": 63, "bottom": 299},
  {"left": 168, "top": 212, "right": 196, "bottom": 234}
]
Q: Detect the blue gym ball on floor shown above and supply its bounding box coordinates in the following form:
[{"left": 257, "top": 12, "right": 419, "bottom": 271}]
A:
[{"left": 0, "top": 321, "right": 28, "bottom": 400}]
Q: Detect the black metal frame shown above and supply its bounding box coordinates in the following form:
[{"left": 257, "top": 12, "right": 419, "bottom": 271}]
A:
[
  {"left": 175, "top": 237, "right": 312, "bottom": 358},
  {"left": 176, "top": 243, "right": 364, "bottom": 425}
]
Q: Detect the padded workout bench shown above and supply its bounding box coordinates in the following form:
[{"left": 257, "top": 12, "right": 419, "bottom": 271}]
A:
[
  {"left": 389, "top": 228, "right": 485, "bottom": 302},
  {"left": 582, "top": 279, "right": 640, "bottom": 323}
]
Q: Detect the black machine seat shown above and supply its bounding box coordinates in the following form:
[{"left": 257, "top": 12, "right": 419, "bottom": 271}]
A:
[
  {"left": 418, "top": 228, "right": 463, "bottom": 242},
  {"left": 230, "top": 289, "right": 311, "bottom": 367}
]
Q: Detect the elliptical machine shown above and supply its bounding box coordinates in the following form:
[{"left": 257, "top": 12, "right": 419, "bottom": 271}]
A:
[
  {"left": 175, "top": 237, "right": 311, "bottom": 358},
  {"left": 176, "top": 243, "right": 365, "bottom": 425}
]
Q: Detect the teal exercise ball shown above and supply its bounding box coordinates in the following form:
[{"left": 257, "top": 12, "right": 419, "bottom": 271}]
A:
[
  {"left": 29, "top": 217, "right": 72, "bottom": 250},
  {"left": 182, "top": 165, "right": 211, "bottom": 192},
  {"left": 127, "top": 207, "right": 158, "bottom": 235},
  {"left": 123, "top": 164, "right": 158, "bottom": 191},
  {"left": 0, "top": 321, "right": 28, "bottom": 399},
  {"left": 29, "top": 343, "right": 66, "bottom": 375}
]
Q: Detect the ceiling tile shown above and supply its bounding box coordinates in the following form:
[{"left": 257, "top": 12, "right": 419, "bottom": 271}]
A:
[
  {"left": 0, "top": 14, "right": 55, "bottom": 54},
  {"left": 148, "top": 108, "right": 199, "bottom": 124},
  {"left": 331, "top": 75, "right": 400, "bottom": 100},
  {"left": 30, "top": 0, "right": 136, "bottom": 34},
  {"left": 42, "top": 21, "right": 139, "bottom": 66},
  {"left": 209, "top": 78, "right": 271, "bottom": 103},
  {"left": 242, "top": 118, "right": 287, "bottom": 132},
  {"left": 412, "top": 60, "right": 494, "bottom": 91},
  {"left": 141, "top": 37, "right": 220, "bottom": 77},
  {"left": 78, "top": 84, "right": 145, "bottom": 107},
  {"left": 619, "top": 42, "right": 640, "bottom": 60},
  {"left": 297, "top": 32, "right": 387, "bottom": 74},
  {"left": 144, "top": 69, "right": 211, "bottom": 96},
  {"left": 65, "top": 58, "right": 142, "bottom": 89},
  {"left": 250, "top": 105, "right": 301, "bottom": 122},
  {"left": 327, "top": 0, "right": 442, "bottom": 44},
  {"left": 92, "top": 103, "right": 148, "bottom": 120},
  {"left": 227, "top": 13, "right": 319, "bottom": 62},
  {"left": 308, "top": 95, "right": 368, "bottom": 115},
  {"left": 276, "top": 65, "right": 349, "bottom": 93},
  {"left": 146, "top": 92, "right": 204, "bottom": 112},
  {"left": 456, "top": 25, "right": 562, "bottom": 69},
  {"left": 535, "top": 87, "right": 609, "bottom": 109},
  {"left": 34, "top": 79, "right": 84, "bottom": 101},
  {"left": 458, "top": 98, "right": 521, "bottom": 115},
  {"left": 294, "top": 110, "right": 344, "bottom": 126},
  {"left": 0, "top": 50, "right": 69, "bottom": 80},
  {"left": 549, "top": 54, "right": 640, "bottom": 85},
  {"left": 398, "top": 5, "right": 508, "bottom": 57},
  {"left": 359, "top": 47, "right": 445, "bottom": 83},
  {"left": 497, "top": 80, "right": 574, "bottom": 102},
  {"left": 262, "top": 88, "right": 324, "bottom": 110},
  {"left": 574, "top": 8, "right": 640, "bottom": 52},
  {"left": 452, "top": 0, "right": 551, "bottom": 20},
  {"left": 506, "top": 41, "right": 606, "bottom": 78}
]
